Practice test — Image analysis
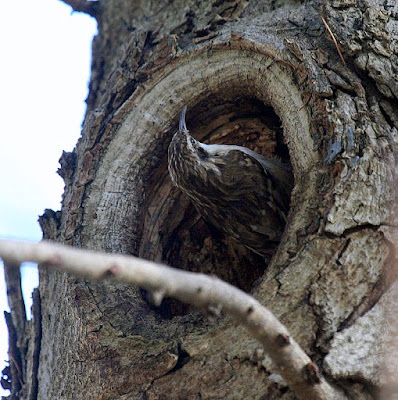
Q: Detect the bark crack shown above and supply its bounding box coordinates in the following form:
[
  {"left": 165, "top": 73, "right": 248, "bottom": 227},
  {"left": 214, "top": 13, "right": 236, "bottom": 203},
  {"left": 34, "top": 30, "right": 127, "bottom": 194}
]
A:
[
  {"left": 84, "top": 282, "right": 120, "bottom": 333},
  {"left": 324, "top": 222, "right": 381, "bottom": 238},
  {"left": 164, "top": 343, "right": 190, "bottom": 376}
]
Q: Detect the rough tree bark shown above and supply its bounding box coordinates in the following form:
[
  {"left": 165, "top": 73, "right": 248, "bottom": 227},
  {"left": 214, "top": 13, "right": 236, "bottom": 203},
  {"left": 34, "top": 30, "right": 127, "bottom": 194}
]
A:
[{"left": 3, "top": 0, "right": 398, "bottom": 399}]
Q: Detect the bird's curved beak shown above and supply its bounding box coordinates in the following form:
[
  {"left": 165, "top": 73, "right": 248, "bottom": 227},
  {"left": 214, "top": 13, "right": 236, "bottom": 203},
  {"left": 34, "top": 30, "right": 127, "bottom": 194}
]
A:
[{"left": 179, "top": 106, "right": 188, "bottom": 132}]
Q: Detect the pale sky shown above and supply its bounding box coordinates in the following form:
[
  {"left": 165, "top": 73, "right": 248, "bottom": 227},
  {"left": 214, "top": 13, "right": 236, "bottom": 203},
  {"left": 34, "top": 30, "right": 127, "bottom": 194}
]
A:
[{"left": 0, "top": 1, "right": 97, "bottom": 395}]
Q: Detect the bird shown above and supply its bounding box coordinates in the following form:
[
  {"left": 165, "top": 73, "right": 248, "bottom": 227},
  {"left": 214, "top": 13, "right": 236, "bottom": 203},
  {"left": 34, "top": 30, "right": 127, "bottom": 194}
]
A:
[{"left": 168, "top": 106, "right": 293, "bottom": 257}]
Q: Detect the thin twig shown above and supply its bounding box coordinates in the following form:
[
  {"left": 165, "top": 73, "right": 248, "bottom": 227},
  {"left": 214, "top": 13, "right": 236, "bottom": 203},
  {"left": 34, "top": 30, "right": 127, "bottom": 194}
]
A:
[
  {"left": 321, "top": 15, "right": 347, "bottom": 67},
  {"left": 0, "top": 239, "right": 346, "bottom": 400}
]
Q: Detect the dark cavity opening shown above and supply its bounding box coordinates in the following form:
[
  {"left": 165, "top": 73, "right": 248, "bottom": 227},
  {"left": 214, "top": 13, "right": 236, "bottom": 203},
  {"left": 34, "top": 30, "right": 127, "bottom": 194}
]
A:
[{"left": 139, "top": 96, "right": 292, "bottom": 318}]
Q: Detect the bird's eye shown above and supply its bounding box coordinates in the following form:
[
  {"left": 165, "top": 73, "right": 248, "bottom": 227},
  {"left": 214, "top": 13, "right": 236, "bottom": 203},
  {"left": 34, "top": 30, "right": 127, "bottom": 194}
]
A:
[
  {"left": 197, "top": 147, "right": 208, "bottom": 160},
  {"left": 190, "top": 137, "right": 195, "bottom": 145}
]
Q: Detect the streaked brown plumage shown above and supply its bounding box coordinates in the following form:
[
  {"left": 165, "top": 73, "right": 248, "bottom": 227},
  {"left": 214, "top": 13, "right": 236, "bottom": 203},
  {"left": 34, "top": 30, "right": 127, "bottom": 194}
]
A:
[{"left": 168, "top": 106, "right": 293, "bottom": 256}]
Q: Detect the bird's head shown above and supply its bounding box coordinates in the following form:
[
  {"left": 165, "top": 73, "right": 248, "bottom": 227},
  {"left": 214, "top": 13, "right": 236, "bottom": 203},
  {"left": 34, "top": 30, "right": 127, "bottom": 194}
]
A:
[
  {"left": 168, "top": 106, "right": 211, "bottom": 187},
  {"left": 169, "top": 106, "right": 206, "bottom": 158}
]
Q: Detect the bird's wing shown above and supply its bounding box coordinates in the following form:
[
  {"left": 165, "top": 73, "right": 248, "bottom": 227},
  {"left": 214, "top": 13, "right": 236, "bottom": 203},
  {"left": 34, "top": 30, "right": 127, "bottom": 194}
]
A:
[
  {"left": 204, "top": 143, "right": 292, "bottom": 211},
  {"left": 234, "top": 147, "right": 292, "bottom": 211},
  {"left": 214, "top": 149, "right": 289, "bottom": 235}
]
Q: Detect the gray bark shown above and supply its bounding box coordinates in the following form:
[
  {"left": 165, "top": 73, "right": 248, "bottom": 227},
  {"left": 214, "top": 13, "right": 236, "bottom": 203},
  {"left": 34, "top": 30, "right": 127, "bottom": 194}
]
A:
[{"left": 3, "top": 0, "right": 398, "bottom": 399}]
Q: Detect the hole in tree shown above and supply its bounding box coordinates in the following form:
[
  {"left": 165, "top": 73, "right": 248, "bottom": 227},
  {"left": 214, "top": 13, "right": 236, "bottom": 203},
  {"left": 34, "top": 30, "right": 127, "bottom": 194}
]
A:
[{"left": 139, "top": 96, "right": 292, "bottom": 318}]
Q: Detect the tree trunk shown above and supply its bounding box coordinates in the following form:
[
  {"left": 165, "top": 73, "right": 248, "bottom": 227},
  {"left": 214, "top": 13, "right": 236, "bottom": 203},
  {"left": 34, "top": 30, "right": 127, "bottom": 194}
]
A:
[{"left": 5, "top": 0, "right": 398, "bottom": 399}]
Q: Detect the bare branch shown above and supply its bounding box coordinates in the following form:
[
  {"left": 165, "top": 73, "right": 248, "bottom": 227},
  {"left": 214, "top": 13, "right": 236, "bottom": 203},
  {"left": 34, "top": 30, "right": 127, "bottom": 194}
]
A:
[
  {"left": 60, "top": 0, "right": 99, "bottom": 18},
  {"left": 0, "top": 239, "right": 346, "bottom": 400},
  {"left": 3, "top": 263, "right": 26, "bottom": 337}
]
